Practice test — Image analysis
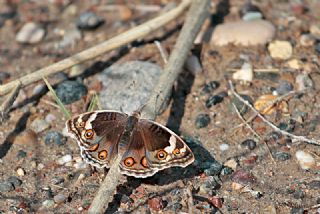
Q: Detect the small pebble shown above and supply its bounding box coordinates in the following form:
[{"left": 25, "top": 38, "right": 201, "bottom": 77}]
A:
[
  {"left": 224, "top": 159, "right": 238, "bottom": 170},
  {"left": 268, "top": 40, "right": 293, "bottom": 60},
  {"left": 57, "top": 154, "right": 72, "bottom": 165},
  {"left": 308, "top": 180, "right": 320, "bottom": 189},
  {"left": 233, "top": 62, "right": 253, "bottom": 82},
  {"left": 219, "top": 143, "right": 229, "bottom": 151},
  {"left": 273, "top": 152, "right": 291, "bottom": 161},
  {"left": 16, "top": 22, "right": 45, "bottom": 44},
  {"left": 42, "top": 200, "right": 55, "bottom": 208},
  {"left": 232, "top": 94, "right": 253, "bottom": 114},
  {"left": 276, "top": 80, "right": 293, "bottom": 95},
  {"left": 16, "top": 150, "right": 27, "bottom": 159},
  {"left": 51, "top": 177, "right": 65, "bottom": 185},
  {"left": 195, "top": 114, "right": 211, "bottom": 129},
  {"left": 0, "top": 181, "right": 14, "bottom": 192},
  {"left": 295, "top": 74, "right": 313, "bottom": 91},
  {"left": 0, "top": 72, "right": 10, "bottom": 84},
  {"left": 204, "top": 162, "right": 223, "bottom": 176},
  {"left": 232, "top": 169, "right": 256, "bottom": 185},
  {"left": 310, "top": 24, "right": 320, "bottom": 38},
  {"left": 45, "top": 114, "right": 56, "bottom": 123},
  {"left": 44, "top": 131, "right": 65, "bottom": 146},
  {"left": 16, "top": 168, "right": 25, "bottom": 176},
  {"left": 290, "top": 207, "right": 305, "bottom": 214},
  {"left": 76, "top": 11, "right": 104, "bottom": 30},
  {"left": 201, "top": 81, "right": 220, "bottom": 95},
  {"left": 185, "top": 54, "right": 202, "bottom": 74},
  {"left": 32, "top": 84, "right": 46, "bottom": 96},
  {"left": 37, "top": 163, "right": 44, "bottom": 170},
  {"left": 293, "top": 189, "right": 304, "bottom": 199},
  {"left": 13, "top": 129, "right": 38, "bottom": 146},
  {"left": 220, "top": 166, "right": 233, "bottom": 175},
  {"left": 7, "top": 176, "right": 22, "bottom": 188},
  {"left": 242, "top": 12, "right": 263, "bottom": 21},
  {"left": 30, "top": 119, "right": 50, "bottom": 134},
  {"left": 295, "top": 150, "right": 316, "bottom": 170},
  {"left": 148, "top": 198, "right": 164, "bottom": 211},
  {"left": 54, "top": 194, "right": 66, "bottom": 204},
  {"left": 57, "top": 27, "right": 82, "bottom": 48},
  {"left": 286, "top": 59, "right": 302, "bottom": 70},
  {"left": 206, "top": 94, "right": 224, "bottom": 108},
  {"left": 56, "top": 80, "right": 88, "bottom": 105},
  {"left": 241, "top": 139, "right": 257, "bottom": 150},
  {"left": 299, "top": 34, "right": 315, "bottom": 47}
]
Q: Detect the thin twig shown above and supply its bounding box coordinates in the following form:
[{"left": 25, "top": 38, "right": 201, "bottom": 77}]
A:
[
  {"left": 0, "top": 81, "right": 21, "bottom": 123},
  {"left": 227, "top": 68, "right": 280, "bottom": 73},
  {"left": 0, "top": 0, "right": 192, "bottom": 97},
  {"left": 154, "top": 40, "right": 169, "bottom": 64},
  {"left": 88, "top": 1, "right": 210, "bottom": 213},
  {"left": 229, "top": 80, "right": 320, "bottom": 146}
]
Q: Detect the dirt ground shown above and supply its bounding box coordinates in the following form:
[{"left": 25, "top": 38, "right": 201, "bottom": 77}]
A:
[{"left": 0, "top": 0, "right": 319, "bottom": 213}]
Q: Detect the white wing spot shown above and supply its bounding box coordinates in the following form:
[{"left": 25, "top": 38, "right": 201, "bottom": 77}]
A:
[
  {"left": 164, "top": 135, "right": 176, "bottom": 154},
  {"left": 85, "top": 113, "right": 97, "bottom": 129}
]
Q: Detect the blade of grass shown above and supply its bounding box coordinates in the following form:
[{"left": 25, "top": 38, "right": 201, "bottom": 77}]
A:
[
  {"left": 42, "top": 77, "right": 71, "bottom": 119},
  {"left": 87, "top": 92, "right": 99, "bottom": 111}
]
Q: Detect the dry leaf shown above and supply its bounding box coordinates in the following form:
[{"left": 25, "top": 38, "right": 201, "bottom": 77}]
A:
[{"left": 254, "top": 94, "right": 288, "bottom": 115}]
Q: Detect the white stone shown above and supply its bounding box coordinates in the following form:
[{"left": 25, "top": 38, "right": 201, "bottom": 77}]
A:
[
  {"left": 268, "top": 40, "right": 293, "bottom": 60},
  {"left": 16, "top": 22, "right": 45, "bottom": 44},
  {"left": 219, "top": 143, "right": 229, "bottom": 151},
  {"left": 232, "top": 62, "right": 253, "bottom": 82},
  {"left": 57, "top": 154, "right": 72, "bottom": 165},
  {"left": 16, "top": 167, "right": 25, "bottom": 176},
  {"left": 295, "top": 150, "right": 315, "bottom": 170},
  {"left": 211, "top": 20, "right": 275, "bottom": 46}
]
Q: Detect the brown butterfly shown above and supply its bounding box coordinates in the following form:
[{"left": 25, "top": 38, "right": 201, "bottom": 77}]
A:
[{"left": 65, "top": 110, "right": 194, "bottom": 178}]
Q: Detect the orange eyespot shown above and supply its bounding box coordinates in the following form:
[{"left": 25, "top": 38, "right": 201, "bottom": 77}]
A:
[
  {"left": 173, "top": 148, "right": 180, "bottom": 155},
  {"left": 88, "top": 144, "right": 99, "bottom": 152},
  {"left": 157, "top": 150, "right": 167, "bottom": 160},
  {"left": 124, "top": 157, "right": 135, "bottom": 167},
  {"left": 141, "top": 157, "right": 148, "bottom": 168},
  {"left": 98, "top": 150, "right": 108, "bottom": 160},
  {"left": 85, "top": 129, "right": 94, "bottom": 139}
]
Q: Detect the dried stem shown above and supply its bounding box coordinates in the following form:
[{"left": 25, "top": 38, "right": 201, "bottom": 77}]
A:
[
  {"left": 88, "top": 0, "right": 210, "bottom": 213},
  {"left": 0, "top": 0, "right": 192, "bottom": 97},
  {"left": 229, "top": 81, "right": 320, "bottom": 146},
  {"left": 0, "top": 82, "right": 21, "bottom": 123}
]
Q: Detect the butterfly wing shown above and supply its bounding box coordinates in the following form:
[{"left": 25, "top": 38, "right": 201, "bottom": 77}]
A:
[
  {"left": 138, "top": 119, "right": 194, "bottom": 171},
  {"left": 66, "top": 110, "right": 127, "bottom": 168}
]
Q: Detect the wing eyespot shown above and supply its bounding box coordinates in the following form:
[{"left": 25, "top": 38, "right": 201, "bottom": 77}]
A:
[
  {"left": 141, "top": 156, "right": 148, "bottom": 168},
  {"left": 98, "top": 150, "right": 108, "bottom": 160},
  {"left": 173, "top": 148, "right": 180, "bottom": 155},
  {"left": 157, "top": 150, "right": 167, "bottom": 160},
  {"left": 85, "top": 129, "right": 94, "bottom": 139},
  {"left": 124, "top": 157, "right": 135, "bottom": 167}
]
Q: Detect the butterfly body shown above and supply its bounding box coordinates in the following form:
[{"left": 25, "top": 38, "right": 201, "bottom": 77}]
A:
[{"left": 66, "top": 110, "right": 194, "bottom": 178}]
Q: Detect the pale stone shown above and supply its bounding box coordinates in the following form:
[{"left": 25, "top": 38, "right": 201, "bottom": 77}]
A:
[
  {"left": 211, "top": 20, "right": 275, "bottom": 46},
  {"left": 232, "top": 62, "right": 253, "bottom": 82},
  {"left": 268, "top": 40, "right": 293, "bottom": 60},
  {"left": 16, "top": 22, "right": 45, "bottom": 44},
  {"left": 295, "top": 150, "right": 316, "bottom": 170},
  {"left": 286, "top": 59, "right": 302, "bottom": 70}
]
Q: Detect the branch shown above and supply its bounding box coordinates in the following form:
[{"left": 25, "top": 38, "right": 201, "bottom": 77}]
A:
[
  {"left": 0, "top": 82, "right": 21, "bottom": 123},
  {"left": 229, "top": 80, "right": 320, "bottom": 146},
  {"left": 88, "top": 0, "right": 210, "bottom": 213},
  {"left": 0, "top": 0, "right": 192, "bottom": 97}
]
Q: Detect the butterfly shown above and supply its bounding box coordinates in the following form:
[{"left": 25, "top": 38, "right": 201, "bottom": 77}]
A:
[{"left": 65, "top": 110, "right": 195, "bottom": 178}]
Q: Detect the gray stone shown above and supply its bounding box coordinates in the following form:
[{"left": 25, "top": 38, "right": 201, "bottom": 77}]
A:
[
  {"left": 30, "top": 118, "right": 50, "bottom": 133},
  {"left": 44, "top": 131, "right": 66, "bottom": 146},
  {"left": 7, "top": 176, "right": 22, "bottom": 188},
  {"left": 98, "top": 61, "right": 161, "bottom": 113},
  {"left": 56, "top": 80, "right": 88, "bottom": 105},
  {"left": 77, "top": 11, "right": 104, "bottom": 30},
  {"left": 273, "top": 152, "right": 291, "bottom": 161},
  {"left": 16, "top": 22, "right": 45, "bottom": 44},
  {"left": 195, "top": 114, "right": 211, "bottom": 129},
  {"left": 0, "top": 181, "right": 14, "bottom": 192},
  {"left": 54, "top": 194, "right": 66, "bottom": 204}
]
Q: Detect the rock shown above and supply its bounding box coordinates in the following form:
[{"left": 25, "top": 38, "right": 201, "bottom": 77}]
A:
[
  {"left": 268, "top": 40, "right": 293, "bottom": 60},
  {"left": 0, "top": 72, "right": 10, "bottom": 84},
  {"left": 185, "top": 54, "right": 202, "bottom": 74},
  {"left": 16, "top": 22, "right": 45, "bottom": 44},
  {"left": 232, "top": 94, "right": 253, "bottom": 114},
  {"left": 76, "top": 11, "right": 104, "bottom": 30},
  {"left": 232, "top": 169, "right": 256, "bottom": 185},
  {"left": 7, "top": 176, "right": 22, "bottom": 188},
  {"left": 308, "top": 180, "right": 320, "bottom": 189},
  {"left": 241, "top": 139, "right": 257, "bottom": 150},
  {"left": 276, "top": 80, "right": 294, "bottom": 95},
  {"left": 295, "top": 150, "right": 316, "bottom": 170},
  {"left": 201, "top": 81, "right": 220, "bottom": 95},
  {"left": 56, "top": 80, "right": 88, "bottom": 105},
  {"left": 30, "top": 119, "right": 50, "bottom": 134},
  {"left": 299, "top": 34, "right": 315, "bottom": 47},
  {"left": 198, "top": 176, "right": 219, "bottom": 195},
  {"left": 98, "top": 61, "right": 161, "bottom": 113},
  {"left": 295, "top": 74, "right": 313, "bottom": 91},
  {"left": 242, "top": 12, "right": 263, "bottom": 21},
  {"left": 206, "top": 94, "right": 224, "bottom": 108},
  {"left": 44, "top": 131, "right": 66, "bottom": 146},
  {"left": 232, "top": 62, "right": 253, "bottom": 82},
  {"left": 0, "top": 181, "right": 14, "bottom": 192},
  {"left": 204, "top": 162, "right": 223, "bottom": 176},
  {"left": 290, "top": 207, "right": 305, "bottom": 214},
  {"left": 57, "top": 154, "right": 72, "bottom": 165},
  {"left": 148, "top": 197, "right": 164, "bottom": 211},
  {"left": 219, "top": 143, "right": 229, "bottom": 151},
  {"left": 16, "top": 168, "right": 25, "bottom": 176},
  {"left": 211, "top": 20, "right": 275, "bottom": 46},
  {"left": 221, "top": 166, "right": 233, "bottom": 175},
  {"left": 45, "top": 114, "right": 56, "bottom": 123},
  {"left": 195, "top": 114, "right": 211, "bottom": 129},
  {"left": 224, "top": 159, "right": 238, "bottom": 170},
  {"left": 13, "top": 129, "right": 38, "bottom": 146},
  {"left": 32, "top": 83, "right": 46, "bottom": 96},
  {"left": 54, "top": 194, "right": 66, "bottom": 204},
  {"left": 273, "top": 152, "right": 291, "bottom": 161}
]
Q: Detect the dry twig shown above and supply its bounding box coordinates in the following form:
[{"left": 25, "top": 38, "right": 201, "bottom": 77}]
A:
[
  {"left": 0, "top": 82, "right": 21, "bottom": 123},
  {"left": 88, "top": 1, "right": 210, "bottom": 213},
  {"left": 0, "top": 0, "right": 192, "bottom": 97},
  {"left": 229, "top": 81, "right": 320, "bottom": 146}
]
